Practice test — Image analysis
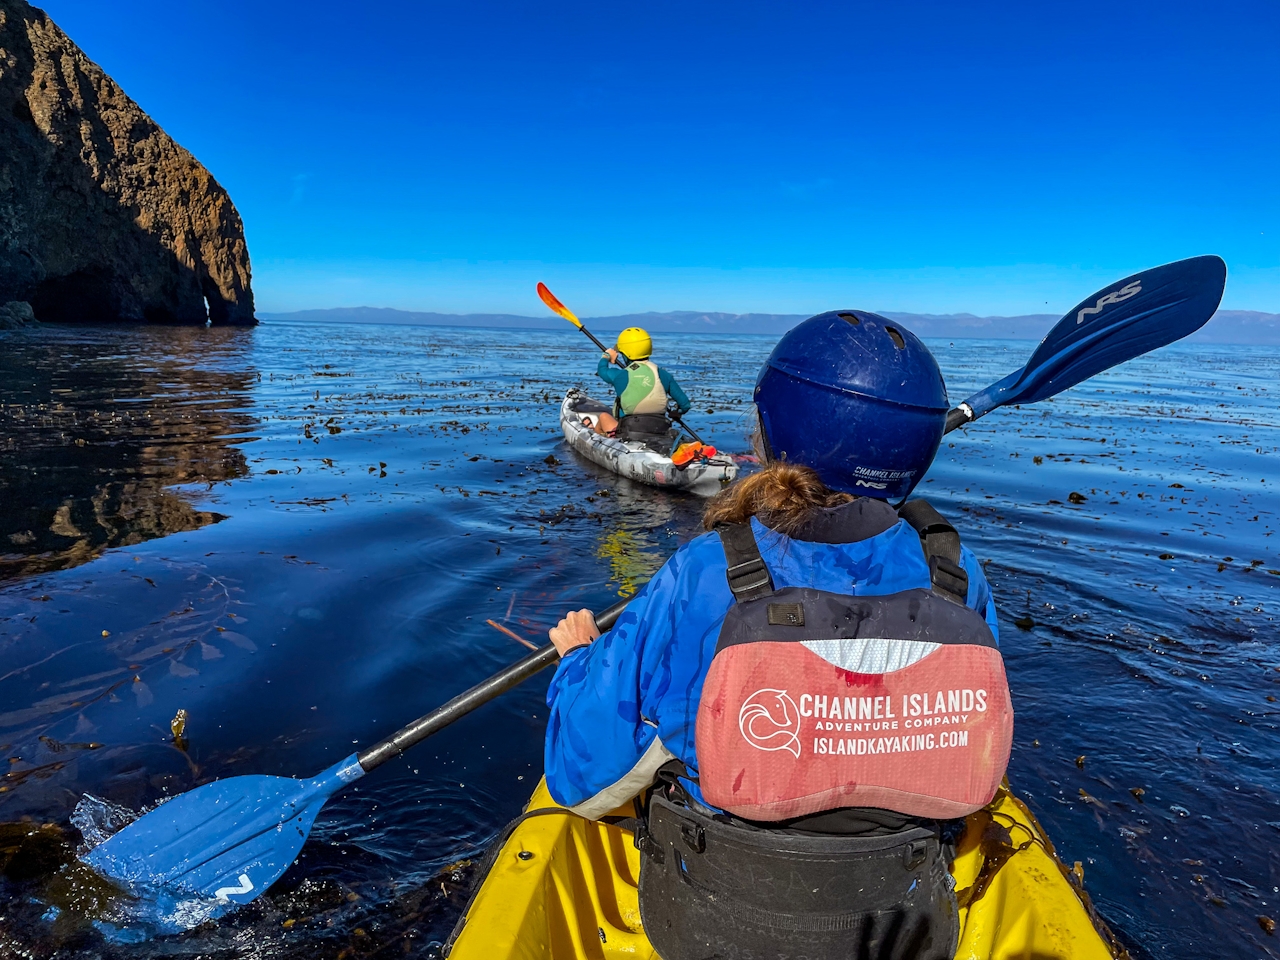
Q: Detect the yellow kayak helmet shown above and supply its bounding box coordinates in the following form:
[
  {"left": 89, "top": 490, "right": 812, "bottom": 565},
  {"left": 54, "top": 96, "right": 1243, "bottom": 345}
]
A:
[{"left": 615, "top": 326, "right": 653, "bottom": 361}]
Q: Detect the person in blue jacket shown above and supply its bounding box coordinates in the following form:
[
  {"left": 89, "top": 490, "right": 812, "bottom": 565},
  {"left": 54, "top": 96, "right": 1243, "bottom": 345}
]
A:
[{"left": 543, "top": 310, "right": 1007, "bottom": 960}]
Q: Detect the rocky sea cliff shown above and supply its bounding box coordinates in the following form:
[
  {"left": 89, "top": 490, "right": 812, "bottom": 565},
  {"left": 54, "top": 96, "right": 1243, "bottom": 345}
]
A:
[{"left": 0, "top": 0, "right": 254, "bottom": 326}]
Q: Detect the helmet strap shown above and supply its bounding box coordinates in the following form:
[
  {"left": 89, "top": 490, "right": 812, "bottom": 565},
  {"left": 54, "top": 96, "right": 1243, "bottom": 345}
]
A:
[{"left": 755, "top": 412, "right": 777, "bottom": 464}]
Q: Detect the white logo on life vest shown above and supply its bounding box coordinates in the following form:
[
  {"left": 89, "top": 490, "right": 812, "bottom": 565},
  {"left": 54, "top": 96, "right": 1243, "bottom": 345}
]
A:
[
  {"left": 854, "top": 479, "right": 888, "bottom": 490},
  {"left": 1076, "top": 280, "right": 1141, "bottom": 325},
  {"left": 739, "top": 689, "right": 802, "bottom": 758}
]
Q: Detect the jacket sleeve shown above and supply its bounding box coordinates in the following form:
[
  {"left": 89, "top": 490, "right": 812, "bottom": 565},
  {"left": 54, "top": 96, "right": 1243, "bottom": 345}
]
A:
[
  {"left": 658, "top": 367, "right": 692, "bottom": 414},
  {"left": 960, "top": 545, "right": 1000, "bottom": 645},
  {"left": 543, "top": 528, "right": 992, "bottom": 817},
  {"left": 544, "top": 550, "right": 694, "bottom": 818},
  {"left": 596, "top": 356, "right": 628, "bottom": 394}
]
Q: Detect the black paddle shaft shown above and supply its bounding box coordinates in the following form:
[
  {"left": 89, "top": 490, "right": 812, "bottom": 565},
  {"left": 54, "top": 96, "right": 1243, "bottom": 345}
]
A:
[
  {"left": 356, "top": 598, "right": 630, "bottom": 772},
  {"left": 944, "top": 406, "right": 972, "bottom": 434},
  {"left": 666, "top": 400, "right": 705, "bottom": 444},
  {"left": 574, "top": 324, "right": 630, "bottom": 366}
]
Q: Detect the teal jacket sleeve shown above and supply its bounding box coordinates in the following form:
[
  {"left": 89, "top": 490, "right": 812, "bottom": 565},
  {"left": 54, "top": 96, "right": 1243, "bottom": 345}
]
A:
[
  {"left": 658, "top": 367, "right": 691, "bottom": 414},
  {"left": 596, "top": 356, "right": 629, "bottom": 394}
]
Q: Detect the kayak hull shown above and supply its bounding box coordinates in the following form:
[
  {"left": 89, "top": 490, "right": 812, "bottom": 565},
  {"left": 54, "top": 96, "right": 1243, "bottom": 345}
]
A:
[
  {"left": 559, "top": 390, "right": 738, "bottom": 494},
  {"left": 447, "top": 778, "right": 1123, "bottom": 960}
]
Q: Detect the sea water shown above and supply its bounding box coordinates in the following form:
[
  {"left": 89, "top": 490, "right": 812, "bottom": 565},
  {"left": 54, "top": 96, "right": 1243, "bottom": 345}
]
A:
[{"left": 0, "top": 321, "right": 1275, "bottom": 958}]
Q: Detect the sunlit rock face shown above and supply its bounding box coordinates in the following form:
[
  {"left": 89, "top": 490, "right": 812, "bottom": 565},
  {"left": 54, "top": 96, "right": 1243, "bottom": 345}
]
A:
[{"left": 0, "top": 0, "right": 255, "bottom": 325}]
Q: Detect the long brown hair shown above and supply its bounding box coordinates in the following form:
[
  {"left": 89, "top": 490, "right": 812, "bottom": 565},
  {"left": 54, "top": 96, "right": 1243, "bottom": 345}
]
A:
[{"left": 702, "top": 462, "right": 853, "bottom": 536}]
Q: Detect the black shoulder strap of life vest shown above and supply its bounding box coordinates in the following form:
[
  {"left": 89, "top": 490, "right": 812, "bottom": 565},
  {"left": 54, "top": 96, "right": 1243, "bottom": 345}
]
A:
[
  {"left": 719, "top": 506, "right": 969, "bottom": 605},
  {"left": 897, "top": 499, "right": 970, "bottom": 605},
  {"left": 716, "top": 522, "right": 775, "bottom": 602}
]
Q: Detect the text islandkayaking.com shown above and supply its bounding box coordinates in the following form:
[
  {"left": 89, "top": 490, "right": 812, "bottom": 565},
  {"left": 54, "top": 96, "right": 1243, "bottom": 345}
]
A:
[{"left": 811, "top": 730, "right": 971, "bottom": 757}]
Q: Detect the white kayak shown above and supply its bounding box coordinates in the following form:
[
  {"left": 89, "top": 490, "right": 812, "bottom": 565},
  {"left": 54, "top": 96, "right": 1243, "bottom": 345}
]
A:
[{"left": 559, "top": 389, "right": 739, "bottom": 493}]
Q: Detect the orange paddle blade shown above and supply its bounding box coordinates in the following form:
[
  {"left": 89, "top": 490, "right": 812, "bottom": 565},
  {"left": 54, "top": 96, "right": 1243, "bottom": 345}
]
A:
[{"left": 536, "top": 282, "right": 581, "bottom": 327}]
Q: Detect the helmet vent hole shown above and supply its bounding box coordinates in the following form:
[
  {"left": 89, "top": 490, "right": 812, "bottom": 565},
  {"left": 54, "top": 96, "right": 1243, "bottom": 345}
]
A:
[
  {"left": 838, "top": 312, "right": 860, "bottom": 326},
  {"left": 885, "top": 326, "right": 906, "bottom": 350}
]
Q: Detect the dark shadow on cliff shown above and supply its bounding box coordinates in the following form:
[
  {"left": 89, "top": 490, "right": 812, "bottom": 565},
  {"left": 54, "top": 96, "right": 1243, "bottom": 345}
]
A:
[
  {"left": 0, "top": 326, "right": 258, "bottom": 580},
  {"left": 0, "top": 0, "right": 256, "bottom": 325}
]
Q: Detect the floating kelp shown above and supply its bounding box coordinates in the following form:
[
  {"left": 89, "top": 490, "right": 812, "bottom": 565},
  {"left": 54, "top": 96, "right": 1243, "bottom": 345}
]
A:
[{"left": 0, "top": 325, "right": 1274, "bottom": 958}]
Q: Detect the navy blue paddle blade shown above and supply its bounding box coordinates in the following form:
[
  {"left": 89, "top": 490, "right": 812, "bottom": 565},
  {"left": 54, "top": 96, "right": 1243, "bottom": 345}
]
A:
[
  {"left": 955, "top": 256, "right": 1226, "bottom": 425},
  {"left": 81, "top": 753, "right": 364, "bottom": 917}
]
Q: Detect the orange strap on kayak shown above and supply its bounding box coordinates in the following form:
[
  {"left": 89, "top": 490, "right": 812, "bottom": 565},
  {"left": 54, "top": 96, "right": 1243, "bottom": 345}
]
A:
[{"left": 672, "top": 442, "right": 717, "bottom": 467}]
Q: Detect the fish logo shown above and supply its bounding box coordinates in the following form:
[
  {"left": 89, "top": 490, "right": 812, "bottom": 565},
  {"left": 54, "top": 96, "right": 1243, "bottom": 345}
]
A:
[
  {"left": 1076, "top": 280, "right": 1142, "bottom": 325},
  {"left": 738, "top": 689, "right": 802, "bottom": 758}
]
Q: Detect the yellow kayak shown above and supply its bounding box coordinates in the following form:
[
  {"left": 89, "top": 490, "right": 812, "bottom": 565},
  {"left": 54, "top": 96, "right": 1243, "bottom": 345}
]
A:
[{"left": 448, "top": 778, "right": 1126, "bottom": 960}]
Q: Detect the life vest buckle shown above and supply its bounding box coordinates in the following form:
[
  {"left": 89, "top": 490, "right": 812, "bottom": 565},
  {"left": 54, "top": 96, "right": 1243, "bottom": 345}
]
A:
[
  {"left": 680, "top": 820, "right": 706, "bottom": 854},
  {"left": 634, "top": 820, "right": 666, "bottom": 864},
  {"left": 928, "top": 555, "right": 969, "bottom": 603},
  {"left": 903, "top": 838, "right": 929, "bottom": 871},
  {"left": 725, "top": 556, "right": 770, "bottom": 595},
  {"left": 717, "top": 523, "right": 778, "bottom": 602}
]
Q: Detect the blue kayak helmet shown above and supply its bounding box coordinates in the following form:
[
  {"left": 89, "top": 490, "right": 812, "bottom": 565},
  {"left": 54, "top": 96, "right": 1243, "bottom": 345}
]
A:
[{"left": 754, "top": 311, "right": 948, "bottom": 499}]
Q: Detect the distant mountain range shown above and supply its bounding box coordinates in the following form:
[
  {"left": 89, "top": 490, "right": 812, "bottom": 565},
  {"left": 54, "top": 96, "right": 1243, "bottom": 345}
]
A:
[{"left": 258, "top": 306, "right": 1280, "bottom": 345}]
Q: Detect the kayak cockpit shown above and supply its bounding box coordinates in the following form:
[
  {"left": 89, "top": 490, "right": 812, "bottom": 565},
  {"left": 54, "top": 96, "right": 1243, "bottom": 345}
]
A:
[
  {"left": 565, "top": 390, "right": 681, "bottom": 455},
  {"left": 446, "top": 777, "right": 1125, "bottom": 960}
]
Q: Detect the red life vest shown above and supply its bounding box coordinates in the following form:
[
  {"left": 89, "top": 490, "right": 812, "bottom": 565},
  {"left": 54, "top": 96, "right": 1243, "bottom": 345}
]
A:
[{"left": 695, "top": 503, "right": 1013, "bottom": 821}]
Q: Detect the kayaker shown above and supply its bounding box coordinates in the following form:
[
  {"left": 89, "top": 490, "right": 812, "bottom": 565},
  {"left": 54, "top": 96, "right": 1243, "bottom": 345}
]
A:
[
  {"left": 544, "top": 311, "right": 1012, "bottom": 960},
  {"left": 586, "top": 326, "right": 691, "bottom": 438}
]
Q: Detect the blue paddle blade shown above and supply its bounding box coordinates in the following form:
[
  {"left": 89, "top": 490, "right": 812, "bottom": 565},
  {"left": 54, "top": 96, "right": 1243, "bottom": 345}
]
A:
[
  {"left": 80, "top": 753, "right": 364, "bottom": 931},
  {"left": 960, "top": 256, "right": 1227, "bottom": 420}
]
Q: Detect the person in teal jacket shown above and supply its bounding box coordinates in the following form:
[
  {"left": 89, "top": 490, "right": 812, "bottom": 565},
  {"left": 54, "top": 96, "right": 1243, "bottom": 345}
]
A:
[{"left": 586, "top": 326, "right": 690, "bottom": 436}]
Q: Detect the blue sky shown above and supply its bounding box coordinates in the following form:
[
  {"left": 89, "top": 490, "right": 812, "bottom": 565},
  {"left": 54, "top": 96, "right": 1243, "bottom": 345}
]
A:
[{"left": 41, "top": 0, "right": 1279, "bottom": 316}]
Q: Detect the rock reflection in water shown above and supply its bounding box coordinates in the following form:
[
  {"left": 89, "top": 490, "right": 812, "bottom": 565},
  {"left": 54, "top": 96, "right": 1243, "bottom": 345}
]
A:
[{"left": 0, "top": 326, "right": 255, "bottom": 580}]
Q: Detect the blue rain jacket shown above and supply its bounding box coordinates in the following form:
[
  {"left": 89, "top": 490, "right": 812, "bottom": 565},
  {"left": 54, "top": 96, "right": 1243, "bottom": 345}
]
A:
[{"left": 544, "top": 501, "right": 998, "bottom": 816}]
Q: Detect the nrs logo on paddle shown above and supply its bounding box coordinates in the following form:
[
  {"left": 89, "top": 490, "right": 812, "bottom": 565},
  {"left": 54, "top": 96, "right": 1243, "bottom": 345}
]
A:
[{"left": 1077, "top": 280, "right": 1141, "bottom": 324}]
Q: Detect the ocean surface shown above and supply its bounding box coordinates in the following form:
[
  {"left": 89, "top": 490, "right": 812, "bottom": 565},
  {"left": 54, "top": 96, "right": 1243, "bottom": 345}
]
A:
[{"left": 0, "top": 321, "right": 1276, "bottom": 959}]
